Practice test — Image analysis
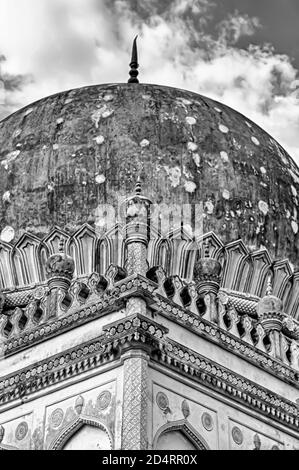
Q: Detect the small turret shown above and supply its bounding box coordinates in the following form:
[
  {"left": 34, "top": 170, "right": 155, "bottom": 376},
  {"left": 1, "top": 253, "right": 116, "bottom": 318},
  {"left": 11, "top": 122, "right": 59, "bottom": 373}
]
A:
[
  {"left": 45, "top": 237, "right": 75, "bottom": 291},
  {"left": 120, "top": 178, "right": 152, "bottom": 276},
  {"left": 193, "top": 240, "right": 222, "bottom": 296},
  {"left": 256, "top": 273, "right": 283, "bottom": 333}
]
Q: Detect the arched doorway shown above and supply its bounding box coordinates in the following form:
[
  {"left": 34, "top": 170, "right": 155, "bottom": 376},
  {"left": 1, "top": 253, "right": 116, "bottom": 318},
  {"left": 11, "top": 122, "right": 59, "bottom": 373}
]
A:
[
  {"left": 153, "top": 420, "right": 209, "bottom": 450},
  {"left": 49, "top": 416, "right": 113, "bottom": 450},
  {"left": 63, "top": 424, "right": 111, "bottom": 450}
]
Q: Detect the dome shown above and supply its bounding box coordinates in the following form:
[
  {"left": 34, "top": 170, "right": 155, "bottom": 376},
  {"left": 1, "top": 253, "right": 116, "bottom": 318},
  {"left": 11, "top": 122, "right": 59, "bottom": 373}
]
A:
[{"left": 0, "top": 83, "right": 298, "bottom": 265}]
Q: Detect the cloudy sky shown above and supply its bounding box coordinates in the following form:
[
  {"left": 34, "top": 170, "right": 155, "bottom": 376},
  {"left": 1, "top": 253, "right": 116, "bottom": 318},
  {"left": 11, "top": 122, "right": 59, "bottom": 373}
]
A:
[{"left": 0, "top": 0, "right": 299, "bottom": 163}]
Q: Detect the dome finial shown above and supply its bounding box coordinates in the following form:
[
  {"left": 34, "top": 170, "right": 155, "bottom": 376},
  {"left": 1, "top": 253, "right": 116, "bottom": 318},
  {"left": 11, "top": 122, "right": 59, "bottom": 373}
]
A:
[
  {"left": 135, "top": 176, "right": 142, "bottom": 195},
  {"left": 128, "top": 35, "right": 139, "bottom": 83}
]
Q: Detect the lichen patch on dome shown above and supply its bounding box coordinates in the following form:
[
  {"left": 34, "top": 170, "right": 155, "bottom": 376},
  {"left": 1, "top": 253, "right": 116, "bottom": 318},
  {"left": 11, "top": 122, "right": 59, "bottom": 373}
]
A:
[
  {"left": 160, "top": 111, "right": 179, "bottom": 123},
  {"left": 95, "top": 174, "right": 106, "bottom": 184},
  {"left": 102, "top": 109, "right": 114, "bottom": 119},
  {"left": 187, "top": 142, "right": 198, "bottom": 152},
  {"left": 205, "top": 200, "right": 214, "bottom": 214},
  {"left": 260, "top": 166, "right": 267, "bottom": 174},
  {"left": 93, "top": 135, "right": 105, "bottom": 145},
  {"left": 222, "top": 189, "right": 230, "bottom": 200},
  {"left": 3, "top": 150, "right": 20, "bottom": 165},
  {"left": 140, "top": 139, "right": 150, "bottom": 148},
  {"left": 219, "top": 124, "right": 229, "bottom": 134},
  {"left": 103, "top": 94, "right": 114, "bottom": 102},
  {"left": 220, "top": 151, "right": 229, "bottom": 163},
  {"left": 24, "top": 107, "right": 34, "bottom": 116},
  {"left": 12, "top": 128, "right": 22, "bottom": 138},
  {"left": 2, "top": 191, "right": 10, "bottom": 203},
  {"left": 192, "top": 153, "right": 200, "bottom": 166},
  {"left": 291, "top": 185, "right": 298, "bottom": 198},
  {"left": 245, "top": 121, "right": 252, "bottom": 128},
  {"left": 186, "top": 116, "right": 196, "bottom": 126},
  {"left": 291, "top": 220, "right": 298, "bottom": 234},
  {"left": 184, "top": 181, "right": 197, "bottom": 193},
  {"left": 177, "top": 97, "right": 192, "bottom": 106},
  {"left": 258, "top": 200, "right": 269, "bottom": 215},
  {"left": 91, "top": 105, "right": 114, "bottom": 128},
  {"left": 0, "top": 225, "right": 15, "bottom": 243},
  {"left": 289, "top": 169, "right": 299, "bottom": 185},
  {"left": 164, "top": 166, "right": 181, "bottom": 188},
  {"left": 251, "top": 136, "right": 260, "bottom": 146}
]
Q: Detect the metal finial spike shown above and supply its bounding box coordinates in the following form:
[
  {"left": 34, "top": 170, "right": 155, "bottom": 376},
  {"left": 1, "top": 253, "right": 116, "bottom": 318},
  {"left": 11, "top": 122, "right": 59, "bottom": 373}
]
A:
[
  {"left": 203, "top": 239, "right": 210, "bottom": 258},
  {"left": 135, "top": 176, "right": 142, "bottom": 195},
  {"left": 128, "top": 35, "right": 139, "bottom": 84},
  {"left": 58, "top": 237, "right": 65, "bottom": 253},
  {"left": 266, "top": 272, "right": 273, "bottom": 296}
]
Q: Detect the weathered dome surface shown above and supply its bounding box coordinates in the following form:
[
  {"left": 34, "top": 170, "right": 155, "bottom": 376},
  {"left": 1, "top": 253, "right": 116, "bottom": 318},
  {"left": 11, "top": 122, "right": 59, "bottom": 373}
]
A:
[{"left": 0, "top": 83, "right": 298, "bottom": 265}]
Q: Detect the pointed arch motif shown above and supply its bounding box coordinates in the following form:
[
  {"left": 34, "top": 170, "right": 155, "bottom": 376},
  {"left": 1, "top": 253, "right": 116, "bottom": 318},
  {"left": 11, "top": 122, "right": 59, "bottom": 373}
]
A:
[
  {"left": 147, "top": 225, "right": 162, "bottom": 267},
  {"left": 166, "top": 227, "right": 194, "bottom": 278},
  {"left": 154, "top": 238, "right": 171, "bottom": 275},
  {"left": 247, "top": 249, "right": 272, "bottom": 296},
  {"left": 153, "top": 419, "right": 209, "bottom": 450},
  {"left": 0, "top": 241, "right": 14, "bottom": 288},
  {"left": 70, "top": 224, "right": 97, "bottom": 276},
  {"left": 48, "top": 415, "right": 113, "bottom": 450},
  {"left": 181, "top": 240, "right": 198, "bottom": 281},
  {"left": 96, "top": 223, "right": 125, "bottom": 275},
  {"left": 195, "top": 232, "right": 224, "bottom": 260},
  {"left": 43, "top": 227, "right": 70, "bottom": 255},
  {"left": 272, "top": 260, "right": 293, "bottom": 299},
  {"left": 286, "top": 272, "right": 299, "bottom": 319},
  {"left": 235, "top": 255, "right": 252, "bottom": 293},
  {"left": 13, "top": 233, "right": 42, "bottom": 286},
  {"left": 222, "top": 240, "right": 249, "bottom": 290}
]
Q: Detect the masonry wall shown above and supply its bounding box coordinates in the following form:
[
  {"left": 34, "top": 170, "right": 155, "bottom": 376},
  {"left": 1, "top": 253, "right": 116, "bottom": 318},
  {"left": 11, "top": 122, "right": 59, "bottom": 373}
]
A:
[
  {"left": 0, "top": 362, "right": 124, "bottom": 450},
  {"left": 149, "top": 367, "right": 299, "bottom": 450}
]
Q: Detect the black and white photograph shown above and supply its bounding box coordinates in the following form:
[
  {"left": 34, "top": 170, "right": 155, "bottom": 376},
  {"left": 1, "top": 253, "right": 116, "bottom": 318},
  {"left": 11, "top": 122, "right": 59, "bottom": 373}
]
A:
[{"left": 0, "top": 0, "right": 299, "bottom": 454}]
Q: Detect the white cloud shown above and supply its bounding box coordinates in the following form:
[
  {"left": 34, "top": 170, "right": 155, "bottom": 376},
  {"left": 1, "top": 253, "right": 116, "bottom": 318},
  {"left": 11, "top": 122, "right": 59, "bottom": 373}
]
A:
[{"left": 0, "top": 0, "right": 299, "bottom": 164}]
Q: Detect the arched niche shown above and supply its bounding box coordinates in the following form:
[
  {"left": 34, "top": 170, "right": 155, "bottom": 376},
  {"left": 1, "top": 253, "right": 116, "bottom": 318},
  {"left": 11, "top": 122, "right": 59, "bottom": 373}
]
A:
[
  {"left": 96, "top": 224, "right": 125, "bottom": 275},
  {"left": 48, "top": 416, "right": 113, "bottom": 450},
  {"left": 153, "top": 420, "right": 209, "bottom": 450}
]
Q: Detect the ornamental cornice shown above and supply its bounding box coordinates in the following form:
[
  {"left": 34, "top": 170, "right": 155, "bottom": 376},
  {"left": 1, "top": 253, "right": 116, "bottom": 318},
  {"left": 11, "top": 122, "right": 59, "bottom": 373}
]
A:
[
  {"left": 152, "top": 293, "right": 299, "bottom": 386},
  {"left": 1, "top": 274, "right": 299, "bottom": 388},
  {"left": 156, "top": 338, "right": 299, "bottom": 432},
  {"left": 0, "top": 312, "right": 167, "bottom": 407},
  {"left": 1, "top": 275, "right": 155, "bottom": 357},
  {"left": 1, "top": 314, "right": 299, "bottom": 434}
]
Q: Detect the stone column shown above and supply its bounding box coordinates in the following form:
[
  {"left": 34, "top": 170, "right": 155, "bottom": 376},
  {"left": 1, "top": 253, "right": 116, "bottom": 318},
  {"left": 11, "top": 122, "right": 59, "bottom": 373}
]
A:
[
  {"left": 256, "top": 276, "right": 284, "bottom": 361},
  {"left": 193, "top": 241, "right": 222, "bottom": 323},
  {"left": 124, "top": 224, "right": 149, "bottom": 276},
  {"left": 121, "top": 349, "right": 149, "bottom": 450},
  {"left": 45, "top": 238, "right": 74, "bottom": 318}
]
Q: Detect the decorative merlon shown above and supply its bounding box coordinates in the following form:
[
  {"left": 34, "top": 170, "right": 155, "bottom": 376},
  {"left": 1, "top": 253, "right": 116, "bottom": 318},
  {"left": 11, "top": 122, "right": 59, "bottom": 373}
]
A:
[{"left": 0, "top": 226, "right": 298, "bottom": 318}]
